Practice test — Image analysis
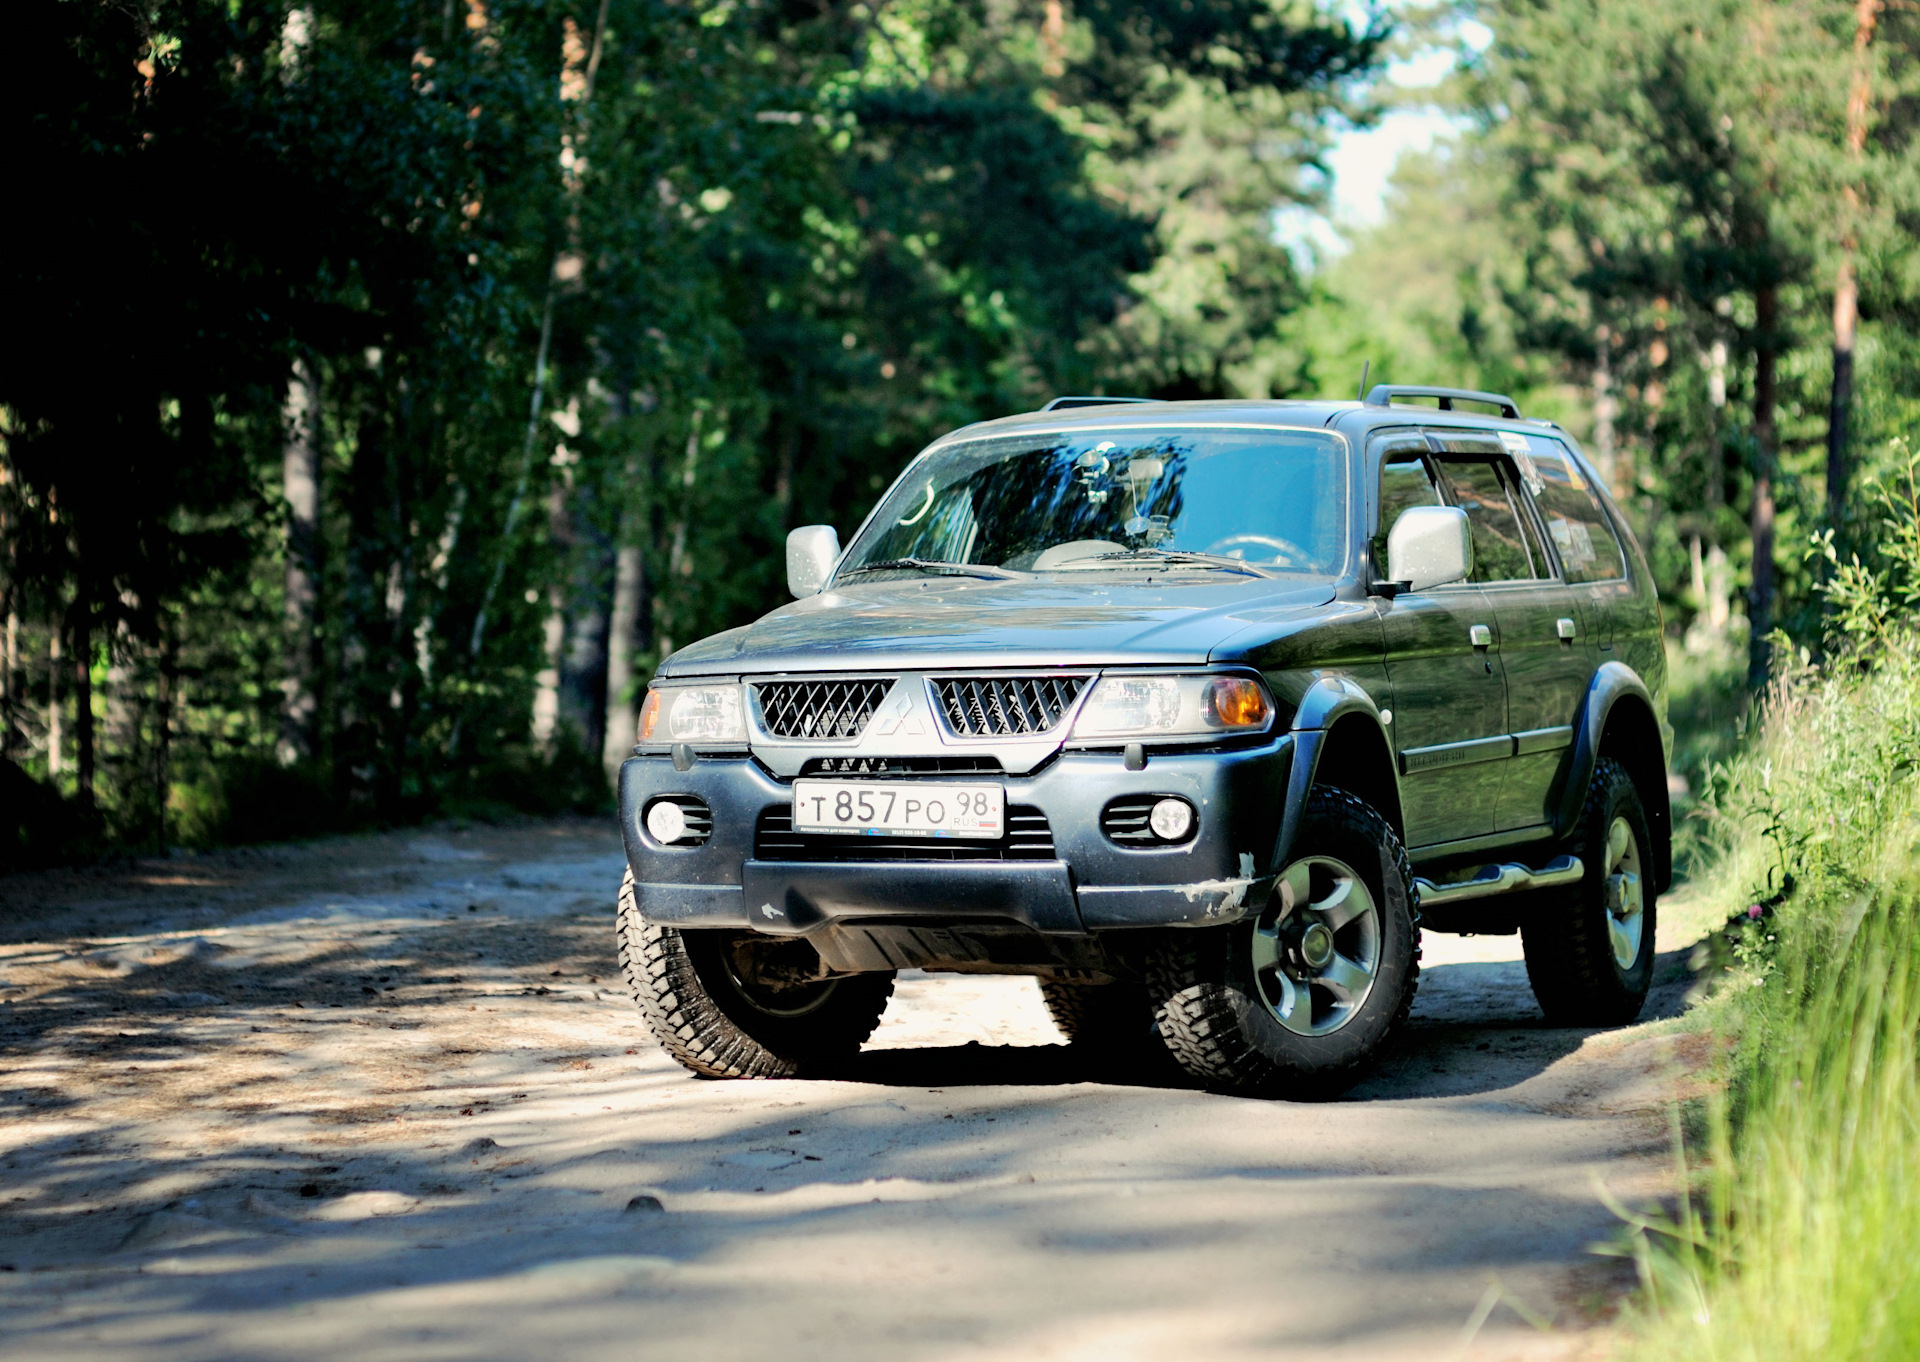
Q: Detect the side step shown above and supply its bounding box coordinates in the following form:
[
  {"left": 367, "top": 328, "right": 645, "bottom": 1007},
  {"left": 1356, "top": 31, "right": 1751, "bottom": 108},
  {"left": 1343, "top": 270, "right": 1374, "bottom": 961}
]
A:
[{"left": 1414, "top": 855, "right": 1583, "bottom": 907}]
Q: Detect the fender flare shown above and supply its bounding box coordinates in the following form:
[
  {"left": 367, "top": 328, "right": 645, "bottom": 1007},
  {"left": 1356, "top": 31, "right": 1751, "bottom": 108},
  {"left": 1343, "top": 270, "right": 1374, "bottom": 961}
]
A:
[
  {"left": 1270, "top": 675, "right": 1399, "bottom": 874},
  {"left": 1555, "top": 661, "right": 1673, "bottom": 891}
]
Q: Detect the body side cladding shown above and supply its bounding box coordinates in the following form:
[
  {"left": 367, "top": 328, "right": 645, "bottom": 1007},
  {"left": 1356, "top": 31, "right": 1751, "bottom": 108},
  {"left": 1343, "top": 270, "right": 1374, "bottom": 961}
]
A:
[
  {"left": 1271, "top": 675, "right": 1402, "bottom": 874},
  {"left": 1556, "top": 661, "right": 1673, "bottom": 891}
]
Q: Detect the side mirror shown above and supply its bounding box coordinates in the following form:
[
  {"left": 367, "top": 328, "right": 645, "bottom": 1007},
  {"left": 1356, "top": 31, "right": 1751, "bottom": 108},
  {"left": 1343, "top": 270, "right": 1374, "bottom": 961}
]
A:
[
  {"left": 1387, "top": 506, "right": 1473, "bottom": 592},
  {"left": 786, "top": 525, "right": 841, "bottom": 598}
]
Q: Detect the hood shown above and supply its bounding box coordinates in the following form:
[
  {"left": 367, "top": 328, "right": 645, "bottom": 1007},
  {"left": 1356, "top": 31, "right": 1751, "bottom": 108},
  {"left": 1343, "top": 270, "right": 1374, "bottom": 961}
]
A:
[{"left": 658, "top": 576, "right": 1338, "bottom": 676}]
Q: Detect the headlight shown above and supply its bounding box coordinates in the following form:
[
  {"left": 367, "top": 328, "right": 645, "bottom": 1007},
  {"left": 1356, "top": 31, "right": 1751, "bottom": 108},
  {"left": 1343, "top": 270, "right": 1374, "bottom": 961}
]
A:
[
  {"left": 639, "top": 685, "right": 746, "bottom": 743},
  {"left": 1071, "top": 674, "right": 1274, "bottom": 739}
]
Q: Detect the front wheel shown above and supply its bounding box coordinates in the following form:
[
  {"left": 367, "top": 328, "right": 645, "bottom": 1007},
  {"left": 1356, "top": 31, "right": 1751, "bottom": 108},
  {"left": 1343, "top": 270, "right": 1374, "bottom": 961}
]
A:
[
  {"left": 1148, "top": 788, "right": 1420, "bottom": 1097},
  {"left": 1521, "top": 758, "right": 1657, "bottom": 1025},
  {"left": 616, "top": 869, "right": 894, "bottom": 1078}
]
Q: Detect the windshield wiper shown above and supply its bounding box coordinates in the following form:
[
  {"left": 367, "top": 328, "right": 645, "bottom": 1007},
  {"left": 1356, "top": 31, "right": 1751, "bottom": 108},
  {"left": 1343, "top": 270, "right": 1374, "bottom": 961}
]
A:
[
  {"left": 1084, "top": 550, "right": 1278, "bottom": 579},
  {"left": 841, "top": 557, "right": 1025, "bottom": 582}
]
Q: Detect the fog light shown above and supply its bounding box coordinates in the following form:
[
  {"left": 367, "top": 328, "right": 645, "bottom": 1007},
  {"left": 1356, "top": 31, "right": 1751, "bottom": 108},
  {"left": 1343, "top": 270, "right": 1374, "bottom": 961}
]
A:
[
  {"left": 1149, "top": 798, "right": 1193, "bottom": 841},
  {"left": 646, "top": 800, "right": 688, "bottom": 844}
]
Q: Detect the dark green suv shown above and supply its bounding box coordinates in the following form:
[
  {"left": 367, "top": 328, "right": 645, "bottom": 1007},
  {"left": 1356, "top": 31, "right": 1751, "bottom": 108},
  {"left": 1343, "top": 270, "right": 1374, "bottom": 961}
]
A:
[{"left": 616, "top": 386, "right": 1670, "bottom": 1096}]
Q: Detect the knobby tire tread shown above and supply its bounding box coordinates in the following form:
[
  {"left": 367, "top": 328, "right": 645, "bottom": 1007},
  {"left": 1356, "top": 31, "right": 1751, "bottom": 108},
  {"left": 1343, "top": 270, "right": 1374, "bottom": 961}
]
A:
[
  {"left": 1147, "top": 787, "right": 1420, "bottom": 1096},
  {"left": 616, "top": 868, "right": 892, "bottom": 1079},
  {"left": 1521, "top": 757, "right": 1653, "bottom": 1026}
]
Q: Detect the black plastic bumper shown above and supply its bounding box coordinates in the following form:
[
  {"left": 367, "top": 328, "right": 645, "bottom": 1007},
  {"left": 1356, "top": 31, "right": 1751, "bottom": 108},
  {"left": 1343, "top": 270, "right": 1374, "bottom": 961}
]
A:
[{"left": 618, "top": 736, "right": 1293, "bottom": 934}]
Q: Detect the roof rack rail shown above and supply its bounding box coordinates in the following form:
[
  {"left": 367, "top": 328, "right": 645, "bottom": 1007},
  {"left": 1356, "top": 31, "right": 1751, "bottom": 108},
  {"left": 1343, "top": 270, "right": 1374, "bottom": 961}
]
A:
[
  {"left": 1363, "top": 385, "right": 1521, "bottom": 420},
  {"left": 1041, "top": 395, "right": 1155, "bottom": 412}
]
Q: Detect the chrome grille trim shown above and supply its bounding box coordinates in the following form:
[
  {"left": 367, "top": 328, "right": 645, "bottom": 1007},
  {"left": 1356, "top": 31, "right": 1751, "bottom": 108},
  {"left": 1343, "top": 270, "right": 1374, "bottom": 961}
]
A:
[
  {"left": 753, "top": 678, "right": 895, "bottom": 740},
  {"left": 933, "top": 675, "right": 1090, "bottom": 738},
  {"left": 800, "top": 755, "right": 1004, "bottom": 777}
]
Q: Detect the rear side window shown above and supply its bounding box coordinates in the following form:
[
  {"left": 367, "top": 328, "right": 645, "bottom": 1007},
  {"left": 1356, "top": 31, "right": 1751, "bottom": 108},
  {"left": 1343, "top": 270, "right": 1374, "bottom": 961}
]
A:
[
  {"left": 1433, "top": 458, "right": 1547, "bottom": 583},
  {"left": 1514, "top": 438, "right": 1627, "bottom": 583}
]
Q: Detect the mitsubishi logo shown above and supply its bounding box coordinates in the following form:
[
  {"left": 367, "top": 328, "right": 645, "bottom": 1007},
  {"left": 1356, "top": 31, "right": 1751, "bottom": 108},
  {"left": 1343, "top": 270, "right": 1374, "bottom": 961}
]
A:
[{"left": 870, "top": 687, "right": 927, "bottom": 737}]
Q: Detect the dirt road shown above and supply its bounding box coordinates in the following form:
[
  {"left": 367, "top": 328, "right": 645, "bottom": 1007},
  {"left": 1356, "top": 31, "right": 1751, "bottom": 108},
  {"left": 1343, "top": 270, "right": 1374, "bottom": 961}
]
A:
[{"left": 0, "top": 821, "right": 1697, "bottom": 1361}]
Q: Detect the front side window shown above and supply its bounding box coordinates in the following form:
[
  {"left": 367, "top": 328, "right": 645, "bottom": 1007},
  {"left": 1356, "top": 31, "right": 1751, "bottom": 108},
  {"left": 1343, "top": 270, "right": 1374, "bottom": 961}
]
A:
[
  {"left": 1372, "top": 442, "right": 1441, "bottom": 577},
  {"left": 840, "top": 427, "right": 1351, "bottom": 579}
]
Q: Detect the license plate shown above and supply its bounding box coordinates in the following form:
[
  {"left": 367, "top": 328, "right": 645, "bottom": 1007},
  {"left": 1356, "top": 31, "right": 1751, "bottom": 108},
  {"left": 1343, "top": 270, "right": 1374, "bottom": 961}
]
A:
[{"left": 790, "top": 780, "right": 1005, "bottom": 839}]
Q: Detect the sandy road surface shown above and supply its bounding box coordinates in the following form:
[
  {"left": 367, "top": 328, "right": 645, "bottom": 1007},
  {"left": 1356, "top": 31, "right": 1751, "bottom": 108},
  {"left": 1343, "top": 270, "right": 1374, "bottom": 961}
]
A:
[{"left": 0, "top": 821, "right": 1700, "bottom": 1362}]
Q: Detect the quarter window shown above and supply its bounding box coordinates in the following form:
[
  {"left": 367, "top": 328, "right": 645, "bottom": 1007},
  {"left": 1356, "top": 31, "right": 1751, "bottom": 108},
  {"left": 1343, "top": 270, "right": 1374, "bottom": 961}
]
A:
[{"left": 1518, "top": 439, "right": 1628, "bottom": 583}]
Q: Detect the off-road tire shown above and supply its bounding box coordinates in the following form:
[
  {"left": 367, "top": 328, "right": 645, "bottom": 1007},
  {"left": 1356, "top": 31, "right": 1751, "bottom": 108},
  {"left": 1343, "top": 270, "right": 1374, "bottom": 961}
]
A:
[
  {"left": 1521, "top": 757, "right": 1657, "bottom": 1025},
  {"left": 616, "top": 868, "right": 894, "bottom": 1078},
  {"left": 1037, "top": 976, "right": 1178, "bottom": 1074},
  {"left": 1147, "top": 788, "right": 1420, "bottom": 1097}
]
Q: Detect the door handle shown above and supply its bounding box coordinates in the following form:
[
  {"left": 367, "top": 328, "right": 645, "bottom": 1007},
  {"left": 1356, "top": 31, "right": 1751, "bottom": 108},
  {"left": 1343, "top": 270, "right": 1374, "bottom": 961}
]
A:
[
  {"left": 1469, "top": 624, "right": 1493, "bottom": 649},
  {"left": 1557, "top": 617, "right": 1578, "bottom": 640}
]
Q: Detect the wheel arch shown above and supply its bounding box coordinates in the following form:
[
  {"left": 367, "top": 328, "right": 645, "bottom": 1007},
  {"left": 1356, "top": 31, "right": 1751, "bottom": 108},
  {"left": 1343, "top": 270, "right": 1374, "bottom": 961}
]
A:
[
  {"left": 1559, "top": 663, "right": 1672, "bottom": 892},
  {"left": 1271, "top": 675, "right": 1403, "bottom": 871}
]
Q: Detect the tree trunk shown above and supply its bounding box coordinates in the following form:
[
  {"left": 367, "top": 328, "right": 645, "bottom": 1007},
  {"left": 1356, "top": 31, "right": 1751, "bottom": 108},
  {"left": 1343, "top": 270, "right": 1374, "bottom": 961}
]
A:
[
  {"left": 654, "top": 410, "right": 704, "bottom": 660},
  {"left": 601, "top": 539, "right": 646, "bottom": 780},
  {"left": 71, "top": 609, "right": 94, "bottom": 803},
  {"left": 1827, "top": 0, "right": 1879, "bottom": 533},
  {"left": 155, "top": 628, "right": 177, "bottom": 848},
  {"left": 280, "top": 356, "right": 323, "bottom": 765},
  {"left": 559, "top": 542, "right": 611, "bottom": 758},
  {"left": 1827, "top": 270, "right": 1857, "bottom": 529},
  {"left": 1749, "top": 283, "right": 1778, "bottom": 691},
  {"left": 47, "top": 629, "right": 62, "bottom": 779},
  {"left": 531, "top": 481, "right": 572, "bottom": 752},
  {"left": 2, "top": 609, "right": 15, "bottom": 760}
]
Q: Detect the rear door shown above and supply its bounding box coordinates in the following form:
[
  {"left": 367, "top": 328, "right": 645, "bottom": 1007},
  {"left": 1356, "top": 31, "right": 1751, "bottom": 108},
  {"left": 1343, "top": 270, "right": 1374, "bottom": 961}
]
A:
[
  {"left": 1425, "top": 430, "right": 1593, "bottom": 833},
  {"left": 1369, "top": 433, "right": 1510, "bottom": 849},
  {"left": 1513, "top": 433, "right": 1633, "bottom": 653}
]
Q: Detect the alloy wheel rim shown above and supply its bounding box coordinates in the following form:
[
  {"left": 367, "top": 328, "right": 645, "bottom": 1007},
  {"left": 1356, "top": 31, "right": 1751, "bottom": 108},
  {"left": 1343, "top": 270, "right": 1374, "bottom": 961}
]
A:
[
  {"left": 1250, "top": 856, "right": 1382, "bottom": 1037},
  {"left": 1604, "top": 816, "right": 1645, "bottom": 970}
]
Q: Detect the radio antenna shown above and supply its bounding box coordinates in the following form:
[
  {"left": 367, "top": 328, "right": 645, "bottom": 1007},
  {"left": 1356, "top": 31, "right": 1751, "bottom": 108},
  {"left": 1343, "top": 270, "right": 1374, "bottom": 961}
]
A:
[{"left": 1357, "top": 359, "right": 1371, "bottom": 402}]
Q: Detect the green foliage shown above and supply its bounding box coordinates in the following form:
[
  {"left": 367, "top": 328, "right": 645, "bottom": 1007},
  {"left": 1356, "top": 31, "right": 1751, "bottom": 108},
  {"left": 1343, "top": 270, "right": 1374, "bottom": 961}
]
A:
[
  {"left": 0, "top": 0, "right": 1377, "bottom": 862},
  {"left": 1616, "top": 445, "right": 1920, "bottom": 1361},
  {"left": 1812, "top": 438, "right": 1920, "bottom": 653}
]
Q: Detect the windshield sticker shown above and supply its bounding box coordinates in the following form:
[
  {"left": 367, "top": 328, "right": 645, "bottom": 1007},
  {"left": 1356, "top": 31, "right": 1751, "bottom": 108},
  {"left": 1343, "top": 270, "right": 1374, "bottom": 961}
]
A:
[{"left": 1499, "top": 431, "right": 1547, "bottom": 496}]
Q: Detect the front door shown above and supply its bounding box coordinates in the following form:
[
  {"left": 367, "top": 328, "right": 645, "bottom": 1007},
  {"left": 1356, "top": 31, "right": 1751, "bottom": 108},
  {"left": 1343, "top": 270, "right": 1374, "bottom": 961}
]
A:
[{"left": 1369, "top": 435, "right": 1511, "bottom": 850}]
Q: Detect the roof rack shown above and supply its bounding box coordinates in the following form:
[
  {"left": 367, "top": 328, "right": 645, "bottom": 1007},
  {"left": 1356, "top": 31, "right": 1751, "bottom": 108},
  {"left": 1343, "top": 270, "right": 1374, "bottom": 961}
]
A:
[
  {"left": 1041, "top": 395, "right": 1155, "bottom": 412},
  {"left": 1363, "top": 385, "right": 1521, "bottom": 420}
]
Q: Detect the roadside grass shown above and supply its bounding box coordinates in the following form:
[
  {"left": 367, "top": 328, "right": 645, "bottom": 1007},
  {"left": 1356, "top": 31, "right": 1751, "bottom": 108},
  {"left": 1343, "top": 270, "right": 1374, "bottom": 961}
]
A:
[{"left": 1617, "top": 454, "right": 1920, "bottom": 1361}]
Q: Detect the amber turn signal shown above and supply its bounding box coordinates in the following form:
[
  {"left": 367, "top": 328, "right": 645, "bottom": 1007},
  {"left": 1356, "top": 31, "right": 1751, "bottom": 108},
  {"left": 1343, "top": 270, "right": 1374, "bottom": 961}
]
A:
[
  {"left": 638, "top": 690, "right": 664, "bottom": 741},
  {"left": 1203, "top": 676, "right": 1271, "bottom": 728}
]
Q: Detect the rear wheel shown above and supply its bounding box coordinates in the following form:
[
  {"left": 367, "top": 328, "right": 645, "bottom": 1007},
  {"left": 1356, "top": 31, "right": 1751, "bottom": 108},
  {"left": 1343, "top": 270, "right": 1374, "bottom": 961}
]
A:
[
  {"left": 1521, "top": 758, "right": 1656, "bottom": 1025},
  {"left": 616, "top": 868, "right": 894, "bottom": 1078},
  {"left": 1148, "top": 788, "right": 1419, "bottom": 1097}
]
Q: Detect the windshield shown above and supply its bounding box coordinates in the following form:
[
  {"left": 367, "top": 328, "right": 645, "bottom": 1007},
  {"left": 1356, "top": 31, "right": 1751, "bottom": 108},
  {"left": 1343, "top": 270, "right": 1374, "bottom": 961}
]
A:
[{"left": 839, "top": 426, "right": 1350, "bottom": 579}]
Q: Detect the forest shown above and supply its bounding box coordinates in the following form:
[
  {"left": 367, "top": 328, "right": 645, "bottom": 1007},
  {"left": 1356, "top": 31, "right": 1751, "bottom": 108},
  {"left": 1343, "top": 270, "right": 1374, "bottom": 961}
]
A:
[{"left": 4, "top": 0, "right": 1919, "bottom": 863}]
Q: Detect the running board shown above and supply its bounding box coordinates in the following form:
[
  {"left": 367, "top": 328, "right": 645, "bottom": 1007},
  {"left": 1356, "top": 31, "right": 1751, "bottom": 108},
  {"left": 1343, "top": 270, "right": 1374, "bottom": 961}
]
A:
[{"left": 1414, "top": 855, "right": 1583, "bottom": 907}]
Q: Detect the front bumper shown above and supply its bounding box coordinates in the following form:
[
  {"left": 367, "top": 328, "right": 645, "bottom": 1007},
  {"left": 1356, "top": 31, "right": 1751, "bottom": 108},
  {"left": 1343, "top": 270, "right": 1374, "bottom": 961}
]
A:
[{"left": 617, "top": 737, "right": 1293, "bottom": 935}]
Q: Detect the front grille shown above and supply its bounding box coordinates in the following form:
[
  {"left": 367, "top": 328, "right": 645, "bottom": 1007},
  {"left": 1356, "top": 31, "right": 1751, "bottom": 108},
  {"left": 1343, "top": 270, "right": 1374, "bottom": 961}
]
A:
[
  {"left": 754, "top": 805, "right": 1055, "bottom": 862},
  {"left": 934, "top": 675, "right": 1089, "bottom": 737},
  {"left": 801, "top": 755, "right": 1004, "bottom": 777},
  {"left": 754, "top": 678, "right": 895, "bottom": 740}
]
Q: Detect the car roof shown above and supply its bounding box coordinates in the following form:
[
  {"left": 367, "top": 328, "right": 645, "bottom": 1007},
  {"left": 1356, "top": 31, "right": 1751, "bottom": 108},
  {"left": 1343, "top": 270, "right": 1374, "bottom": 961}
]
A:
[{"left": 930, "top": 398, "right": 1564, "bottom": 450}]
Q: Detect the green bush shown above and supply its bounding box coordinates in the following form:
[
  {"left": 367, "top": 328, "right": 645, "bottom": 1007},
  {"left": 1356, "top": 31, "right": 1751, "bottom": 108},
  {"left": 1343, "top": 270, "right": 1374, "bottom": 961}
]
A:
[{"left": 1621, "top": 450, "right": 1920, "bottom": 1360}]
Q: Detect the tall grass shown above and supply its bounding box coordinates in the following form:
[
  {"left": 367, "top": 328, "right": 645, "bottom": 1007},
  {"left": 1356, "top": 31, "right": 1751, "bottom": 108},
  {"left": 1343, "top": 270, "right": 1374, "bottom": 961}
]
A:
[{"left": 1622, "top": 449, "right": 1920, "bottom": 1361}]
